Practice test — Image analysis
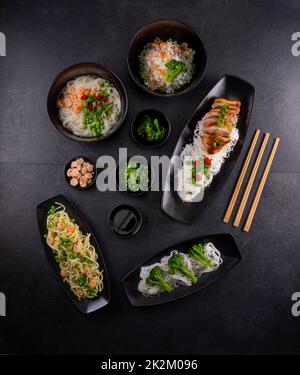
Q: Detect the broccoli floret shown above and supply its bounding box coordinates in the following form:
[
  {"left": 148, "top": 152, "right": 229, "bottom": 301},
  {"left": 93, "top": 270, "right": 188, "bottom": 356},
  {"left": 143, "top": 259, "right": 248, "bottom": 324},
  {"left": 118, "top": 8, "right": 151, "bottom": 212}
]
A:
[
  {"left": 146, "top": 266, "right": 172, "bottom": 293},
  {"left": 164, "top": 60, "right": 188, "bottom": 82},
  {"left": 168, "top": 253, "right": 197, "bottom": 284},
  {"left": 188, "top": 243, "right": 215, "bottom": 269},
  {"left": 137, "top": 115, "right": 166, "bottom": 142}
]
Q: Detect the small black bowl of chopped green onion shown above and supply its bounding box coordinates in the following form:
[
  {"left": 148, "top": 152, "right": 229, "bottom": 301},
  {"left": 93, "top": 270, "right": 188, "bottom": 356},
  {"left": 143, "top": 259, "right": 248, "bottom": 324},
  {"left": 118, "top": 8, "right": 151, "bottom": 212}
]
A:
[
  {"left": 131, "top": 109, "right": 171, "bottom": 148},
  {"left": 116, "top": 157, "right": 153, "bottom": 196}
]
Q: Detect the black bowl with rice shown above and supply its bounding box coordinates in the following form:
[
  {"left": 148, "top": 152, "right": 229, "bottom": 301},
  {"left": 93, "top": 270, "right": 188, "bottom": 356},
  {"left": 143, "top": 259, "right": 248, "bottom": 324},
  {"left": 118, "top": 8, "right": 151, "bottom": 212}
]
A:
[{"left": 127, "top": 20, "right": 207, "bottom": 97}]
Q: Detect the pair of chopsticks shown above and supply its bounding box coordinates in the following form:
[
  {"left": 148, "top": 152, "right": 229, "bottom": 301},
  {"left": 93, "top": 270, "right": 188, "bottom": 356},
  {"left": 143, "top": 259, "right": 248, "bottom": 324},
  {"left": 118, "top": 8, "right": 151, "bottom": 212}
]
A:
[{"left": 223, "top": 129, "right": 280, "bottom": 232}]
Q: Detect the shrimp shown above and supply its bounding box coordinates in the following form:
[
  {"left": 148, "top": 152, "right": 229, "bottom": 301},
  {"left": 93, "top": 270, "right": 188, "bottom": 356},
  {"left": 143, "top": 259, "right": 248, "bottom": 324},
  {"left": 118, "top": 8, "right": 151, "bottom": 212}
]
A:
[
  {"left": 79, "top": 177, "right": 87, "bottom": 188},
  {"left": 71, "top": 169, "right": 80, "bottom": 178},
  {"left": 83, "top": 88, "right": 91, "bottom": 96},
  {"left": 76, "top": 289, "right": 84, "bottom": 299},
  {"left": 67, "top": 85, "right": 76, "bottom": 95},
  {"left": 67, "top": 225, "right": 75, "bottom": 233},
  {"left": 73, "top": 100, "right": 83, "bottom": 113},
  {"left": 84, "top": 172, "right": 93, "bottom": 181},
  {"left": 86, "top": 163, "right": 94, "bottom": 172},
  {"left": 89, "top": 279, "right": 97, "bottom": 288},
  {"left": 70, "top": 178, "right": 79, "bottom": 187},
  {"left": 77, "top": 87, "right": 85, "bottom": 97},
  {"left": 73, "top": 242, "right": 82, "bottom": 253},
  {"left": 66, "top": 168, "right": 73, "bottom": 178},
  {"left": 57, "top": 220, "right": 65, "bottom": 231},
  {"left": 64, "top": 97, "right": 72, "bottom": 108}
]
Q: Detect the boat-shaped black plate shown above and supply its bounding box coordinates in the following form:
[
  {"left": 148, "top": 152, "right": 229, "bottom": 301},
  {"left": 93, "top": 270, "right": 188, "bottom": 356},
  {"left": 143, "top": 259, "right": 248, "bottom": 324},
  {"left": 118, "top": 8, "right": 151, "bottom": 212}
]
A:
[
  {"left": 161, "top": 75, "right": 255, "bottom": 224},
  {"left": 122, "top": 233, "right": 241, "bottom": 307},
  {"left": 37, "top": 194, "right": 110, "bottom": 313}
]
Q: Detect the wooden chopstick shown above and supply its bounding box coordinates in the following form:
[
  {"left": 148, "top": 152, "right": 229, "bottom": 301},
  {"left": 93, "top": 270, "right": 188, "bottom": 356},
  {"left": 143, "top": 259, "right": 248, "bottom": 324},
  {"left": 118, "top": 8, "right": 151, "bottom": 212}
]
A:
[
  {"left": 233, "top": 132, "right": 270, "bottom": 227},
  {"left": 243, "top": 138, "right": 280, "bottom": 232},
  {"left": 223, "top": 129, "right": 261, "bottom": 223}
]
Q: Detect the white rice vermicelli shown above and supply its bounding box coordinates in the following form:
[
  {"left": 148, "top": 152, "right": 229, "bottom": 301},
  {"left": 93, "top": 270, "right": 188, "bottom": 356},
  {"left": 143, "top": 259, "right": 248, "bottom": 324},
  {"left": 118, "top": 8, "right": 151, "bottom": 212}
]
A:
[
  {"left": 138, "top": 244, "right": 223, "bottom": 297},
  {"left": 177, "top": 119, "right": 239, "bottom": 201},
  {"left": 58, "top": 75, "right": 121, "bottom": 137}
]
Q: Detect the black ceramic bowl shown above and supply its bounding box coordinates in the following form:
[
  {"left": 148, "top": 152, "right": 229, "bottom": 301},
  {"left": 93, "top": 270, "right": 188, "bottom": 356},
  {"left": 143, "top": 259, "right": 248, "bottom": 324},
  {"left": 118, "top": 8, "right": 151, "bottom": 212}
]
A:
[
  {"left": 131, "top": 109, "right": 171, "bottom": 148},
  {"left": 127, "top": 19, "right": 207, "bottom": 97},
  {"left": 108, "top": 205, "right": 143, "bottom": 239},
  {"left": 47, "top": 63, "right": 128, "bottom": 142},
  {"left": 116, "top": 158, "right": 153, "bottom": 196},
  {"left": 64, "top": 155, "right": 96, "bottom": 190}
]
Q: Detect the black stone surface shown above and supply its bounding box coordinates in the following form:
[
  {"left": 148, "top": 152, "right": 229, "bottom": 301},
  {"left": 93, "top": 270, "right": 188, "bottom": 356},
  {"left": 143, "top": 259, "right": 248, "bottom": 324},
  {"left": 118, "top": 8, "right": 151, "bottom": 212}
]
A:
[{"left": 0, "top": 0, "right": 299, "bottom": 355}]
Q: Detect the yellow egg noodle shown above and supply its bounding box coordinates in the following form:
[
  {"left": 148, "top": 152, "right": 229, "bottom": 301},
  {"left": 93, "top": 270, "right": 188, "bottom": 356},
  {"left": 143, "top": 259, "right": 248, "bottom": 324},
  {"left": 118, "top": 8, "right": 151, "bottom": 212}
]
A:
[{"left": 46, "top": 203, "right": 103, "bottom": 300}]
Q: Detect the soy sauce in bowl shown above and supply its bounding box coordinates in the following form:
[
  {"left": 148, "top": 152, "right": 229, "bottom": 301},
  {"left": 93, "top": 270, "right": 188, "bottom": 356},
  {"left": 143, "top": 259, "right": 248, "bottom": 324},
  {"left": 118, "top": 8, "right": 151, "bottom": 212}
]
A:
[{"left": 108, "top": 205, "right": 143, "bottom": 238}]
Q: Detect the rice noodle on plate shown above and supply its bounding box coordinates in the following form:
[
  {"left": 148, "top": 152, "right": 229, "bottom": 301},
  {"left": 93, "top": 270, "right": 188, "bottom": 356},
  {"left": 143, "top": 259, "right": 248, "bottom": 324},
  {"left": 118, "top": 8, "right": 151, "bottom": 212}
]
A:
[
  {"left": 177, "top": 119, "right": 239, "bottom": 202},
  {"left": 138, "top": 243, "right": 223, "bottom": 297}
]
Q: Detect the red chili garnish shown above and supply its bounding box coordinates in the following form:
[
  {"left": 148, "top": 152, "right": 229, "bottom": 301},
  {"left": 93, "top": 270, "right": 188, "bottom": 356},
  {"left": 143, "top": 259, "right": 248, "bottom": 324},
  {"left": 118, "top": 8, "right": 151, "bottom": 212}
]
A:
[
  {"left": 103, "top": 96, "right": 109, "bottom": 102},
  {"left": 88, "top": 103, "right": 93, "bottom": 111},
  {"left": 81, "top": 95, "right": 88, "bottom": 100},
  {"left": 98, "top": 102, "right": 103, "bottom": 107},
  {"left": 204, "top": 157, "right": 211, "bottom": 166},
  {"left": 96, "top": 95, "right": 102, "bottom": 101}
]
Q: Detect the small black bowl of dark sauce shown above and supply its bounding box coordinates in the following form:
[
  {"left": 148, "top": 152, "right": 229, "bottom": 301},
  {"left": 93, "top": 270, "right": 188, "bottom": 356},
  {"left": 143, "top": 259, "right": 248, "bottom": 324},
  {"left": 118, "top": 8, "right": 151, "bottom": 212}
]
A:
[{"left": 108, "top": 205, "right": 143, "bottom": 238}]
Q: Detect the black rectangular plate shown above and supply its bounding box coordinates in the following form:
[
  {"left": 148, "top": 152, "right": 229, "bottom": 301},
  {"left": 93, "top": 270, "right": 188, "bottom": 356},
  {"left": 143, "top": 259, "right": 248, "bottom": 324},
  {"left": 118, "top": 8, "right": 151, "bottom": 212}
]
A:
[
  {"left": 161, "top": 75, "right": 255, "bottom": 224},
  {"left": 36, "top": 194, "right": 110, "bottom": 313},
  {"left": 122, "top": 233, "right": 241, "bottom": 307}
]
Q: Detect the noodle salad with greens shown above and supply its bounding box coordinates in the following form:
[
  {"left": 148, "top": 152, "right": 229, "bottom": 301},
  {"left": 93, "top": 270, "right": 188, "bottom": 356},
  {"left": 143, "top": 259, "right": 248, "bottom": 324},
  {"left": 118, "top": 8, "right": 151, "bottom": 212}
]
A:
[{"left": 46, "top": 203, "right": 103, "bottom": 300}]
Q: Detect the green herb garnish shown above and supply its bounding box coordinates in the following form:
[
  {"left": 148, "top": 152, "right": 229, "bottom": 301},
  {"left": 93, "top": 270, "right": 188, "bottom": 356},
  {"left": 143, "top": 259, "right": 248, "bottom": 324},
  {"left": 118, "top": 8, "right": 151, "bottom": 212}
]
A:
[
  {"left": 123, "top": 162, "right": 149, "bottom": 192},
  {"left": 204, "top": 163, "right": 209, "bottom": 177},
  {"left": 217, "top": 104, "right": 230, "bottom": 127},
  {"left": 58, "top": 237, "right": 73, "bottom": 251},
  {"left": 77, "top": 276, "right": 87, "bottom": 287},
  {"left": 214, "top": 138, "right": 222, "bottom": 148},
  {"left": 86, "top": 288, "right": 98, "bottom": 298},
  {"left": 47, "top": 205, "right": 57, "bottom": 216},
  {"left": 81, "top": 81, "right": 113, "bottom": 137}
]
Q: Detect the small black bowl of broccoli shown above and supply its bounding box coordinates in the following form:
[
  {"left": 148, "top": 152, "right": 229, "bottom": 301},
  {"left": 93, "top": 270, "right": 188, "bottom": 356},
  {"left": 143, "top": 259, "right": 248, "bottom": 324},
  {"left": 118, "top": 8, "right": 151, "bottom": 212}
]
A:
[{"left": 131, "top": 109, "right": 171, "bottom": 148}]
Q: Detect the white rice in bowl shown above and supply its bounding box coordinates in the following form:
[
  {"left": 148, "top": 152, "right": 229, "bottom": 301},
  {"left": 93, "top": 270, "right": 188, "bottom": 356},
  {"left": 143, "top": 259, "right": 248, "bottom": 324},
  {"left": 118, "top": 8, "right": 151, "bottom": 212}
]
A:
[{"left": 139, "top": 38, "right": 195, "bottom": 94}]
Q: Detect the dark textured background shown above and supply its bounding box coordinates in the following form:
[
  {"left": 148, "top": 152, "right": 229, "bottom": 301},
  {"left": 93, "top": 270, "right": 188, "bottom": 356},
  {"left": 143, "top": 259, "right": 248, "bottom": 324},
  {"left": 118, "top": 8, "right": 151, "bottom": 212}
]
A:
[{"left": 0, "top": 0, "right": 299, "bottom": 355}]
